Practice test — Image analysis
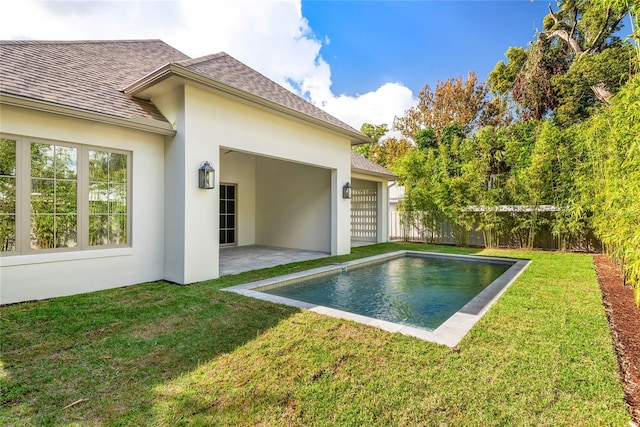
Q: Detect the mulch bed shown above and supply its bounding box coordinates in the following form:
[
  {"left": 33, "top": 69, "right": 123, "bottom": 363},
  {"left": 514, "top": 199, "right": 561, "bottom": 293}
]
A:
[{"left": 594, "top": 254, "right": 640, "bottom": 424}]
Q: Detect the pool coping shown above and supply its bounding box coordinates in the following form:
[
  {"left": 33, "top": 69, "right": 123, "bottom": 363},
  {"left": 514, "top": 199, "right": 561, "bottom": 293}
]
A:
[{"left": 222, "top": 250, "right": 531, "bottom": 347}]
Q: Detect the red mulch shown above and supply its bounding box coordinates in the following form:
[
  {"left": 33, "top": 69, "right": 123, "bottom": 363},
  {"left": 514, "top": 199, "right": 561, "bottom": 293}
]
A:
[{"left": 594, "top": 254, "right": 640, "bottom": 424}]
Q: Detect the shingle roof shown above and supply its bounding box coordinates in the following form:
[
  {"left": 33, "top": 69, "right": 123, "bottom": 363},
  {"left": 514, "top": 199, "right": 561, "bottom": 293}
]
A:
[
  {"left": 171, "top": 53, "right": 360, "bottom": 134},
  {"left": 351, "top": 152, "right": 397, "bottom": 179},
  {"left": 0, "top": 40, "right": 189, "bottom": 122},
  {"left": 0, "top": 39, "right": 364, "bottom": 138}
]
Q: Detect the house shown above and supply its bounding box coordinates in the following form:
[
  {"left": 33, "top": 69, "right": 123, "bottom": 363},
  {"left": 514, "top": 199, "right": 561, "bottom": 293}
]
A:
[{"left": 0, "top": 39, "right": 395, "bottom": 304}]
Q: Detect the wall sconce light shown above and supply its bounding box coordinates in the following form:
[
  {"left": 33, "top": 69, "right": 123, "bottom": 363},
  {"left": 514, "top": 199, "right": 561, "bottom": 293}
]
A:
[
  {"left": 198, "top": 161, "right": 215, "bottom": 189},
  {"left": 343, "top": 182, "right": 352, "bottom": 199}
]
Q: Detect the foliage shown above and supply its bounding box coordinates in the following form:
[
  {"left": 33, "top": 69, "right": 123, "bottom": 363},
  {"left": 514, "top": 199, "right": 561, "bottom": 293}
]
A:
[
  {"left": 414, "top": 128, "right": 437, "bottom": 151},
  {"left": 488, "top": 47, "right": 528, "bottom": 94},
  {"left": 577, "top": 76, "right": 640, "bottom": 305},
  {"left": 393, "top": 72, "right": 510, "bottom": 140},
  {"left": 394, "top": 116, "right": 594, "bottom": 250},
  {"left": 0, "top": 243, "right": 629, "bottom": 425},
  {"left": 489, "top": 0, "right": 634, "bottom": 122},
  {"left": 512, "top": 40, "right": 569, "bottom": 120},
  {"left": 353, "top": 123, "right": 389, "bottom": 159},
  {"left": 355, "top": 122, "right": 414, "bottom": 170}
]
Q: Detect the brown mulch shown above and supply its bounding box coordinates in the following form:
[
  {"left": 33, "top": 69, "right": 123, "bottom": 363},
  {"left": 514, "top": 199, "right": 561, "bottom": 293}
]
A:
[{"left": 594, "top": 254, "right": 640, "bottom": 424}]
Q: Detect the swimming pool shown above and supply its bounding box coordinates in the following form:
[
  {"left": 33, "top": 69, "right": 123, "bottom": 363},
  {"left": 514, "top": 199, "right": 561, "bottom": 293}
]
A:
[{"left": 224, "top": 251, "right": 530, "bottom": 346}]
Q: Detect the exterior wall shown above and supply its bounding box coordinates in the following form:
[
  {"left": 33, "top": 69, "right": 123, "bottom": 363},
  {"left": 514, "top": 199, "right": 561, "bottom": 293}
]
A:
[
  {"left": 154, "top": 86, "right": 187, "bottom": 283},
  {"left": 219, "top": 150, "right": 256, "bottom": 246},
  {"left": 1, "top": 79, "right": 357, "bottom": 301},
  {"left": 351, "top": 172, "right": 391, "bottom": 244},
  {"left": 255, "top": 157, "right": 331, "bottom": 252},
  {"left": 180, "top": 84, "right": 352, "bottom": 259},
  {"left": 0, "top": 105, "right": 165, "bottom": 304}
]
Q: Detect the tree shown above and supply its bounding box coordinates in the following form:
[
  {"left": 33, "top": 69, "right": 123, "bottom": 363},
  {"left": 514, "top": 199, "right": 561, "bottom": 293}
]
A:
[
  {"left": 489, "top": 0, "right": 634, "bottom": 122},
  {"left": 541, "top": 0, "right": 629, "bottom": 103},
  {"left": 353, "top": 123, "right": 388, "bottom": 159},
  {"left": 414, "top": 128, "right": 437, "bottom": 151},
  {"left": 354, "top": 122, "right": 414, "bottom": 170},
  {"left": 393, "top": 72, "right": 509, "bottom": 140},
  {"left": 370, "top": 136, "right": 414, "bottom": 170}
]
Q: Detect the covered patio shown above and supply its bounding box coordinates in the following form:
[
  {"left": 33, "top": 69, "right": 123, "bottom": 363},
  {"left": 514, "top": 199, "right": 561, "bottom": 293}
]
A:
[{"left": 219, "top": 245, "right": 330, "bottom": 276}]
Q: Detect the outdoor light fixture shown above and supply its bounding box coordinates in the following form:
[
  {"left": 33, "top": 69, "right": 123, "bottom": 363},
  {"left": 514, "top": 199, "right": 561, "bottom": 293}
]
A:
[
  {"left": 198, "top": 161, "right": 215, "bottom": 189},
  {"left": 343, "top": 182, "right": 352, "bottom": 199}
]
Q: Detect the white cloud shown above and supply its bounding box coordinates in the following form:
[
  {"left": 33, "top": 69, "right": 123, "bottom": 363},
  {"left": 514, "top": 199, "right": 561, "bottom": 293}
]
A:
[
  {"left": 320, "top": 83, "right": 416, "bottom": 131},
  {"left": 1, "top": 0, "right": 416, "bottom": 132}
]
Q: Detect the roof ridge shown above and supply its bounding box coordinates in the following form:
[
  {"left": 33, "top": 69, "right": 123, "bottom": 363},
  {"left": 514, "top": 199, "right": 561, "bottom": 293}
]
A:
[
  {"left": 0, "top": 39, "right": 164, "bottom": 46},
  {"left": 174, "top": 52, "right": 226, "bottom": 67},
  {"left": 181, "top": 53, "right": 361, "bottom": 134}
]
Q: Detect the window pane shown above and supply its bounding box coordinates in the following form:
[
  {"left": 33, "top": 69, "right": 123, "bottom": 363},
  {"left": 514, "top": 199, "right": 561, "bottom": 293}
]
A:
[
  {"left": 219, "top": 229, "right": 226, "bottom": 244},
  {"left": 89, "top": 182, "right": 108, "bottom": 214},
  {"left": 89, "top": 150, "right": 128, "bottom": 247},
  {"left": 220, "top": 200, "right": 226, "bottom": 214},
  {"left": 55, "top": 214, "right": 77, "bottom": 248},
  {"left": 0, "top": 215, "right": 15, "bottom": 252},
  {"left": 55, "top": 180, "right": 77, "bottom": 213},
  {"left": 89, "top": 214, "right": 109, "bottom": 246},
  {"left": 219, "top": 215, "right": 226, "bottom": 229},
  {"left": 89, "top": 150, "right": 109, "bottom": 182},
  {"left": 0, "top": 177, "right": 16, "bottom": 214},
  {"left": 109, "top": 153, "right": 127, "bottom": 183},
  {"left": 109, "top": 183, "right": 126, "bottom": 213},
  {"left": 227, "top": 215, "right": 235, "bottom": 229},
  {"left": 1, "top": 140, "right": 17, "bottom": 253},
  {"left": 227, "top": 185, "right": 235, "bottom": 200},
  {"left": 226, "top": 230, "right": 235, "bottom": 244},
  {"left": 31, "top": 214, "right": 55, "bottom": 249},
  {"left": 0, "top": 139, "right": 16, "bottom": 176},
  {"left": 31, "top": 143, "right": 55, "bottom": 178},
  {"left": 55, "top": 146, "right": 77, "bottom": 179},
  {"left": 110, "top": 214, "right": 127, "bottom": 245},
  {"left": 31, "top": 179, "right": 54, "bottom": 213},
  {"left": 227, "top": 201, "right": 235, "bottom": 214}
]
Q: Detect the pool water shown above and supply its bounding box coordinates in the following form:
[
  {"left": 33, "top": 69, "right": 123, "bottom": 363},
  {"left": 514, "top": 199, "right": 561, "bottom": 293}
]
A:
[{"left": 261, "top": 255, "right": 512, "bottom": 331}]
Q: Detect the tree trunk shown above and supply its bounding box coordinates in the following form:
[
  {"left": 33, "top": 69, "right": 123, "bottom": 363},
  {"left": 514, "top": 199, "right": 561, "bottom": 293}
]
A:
[{"left": 591, "top": 82, "right": 614, "bottom": 104}]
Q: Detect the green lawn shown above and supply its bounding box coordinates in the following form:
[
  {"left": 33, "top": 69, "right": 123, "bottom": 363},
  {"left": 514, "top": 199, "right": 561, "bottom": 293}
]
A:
[{"left": 0, "top": 243, "right": 630, "bottom": 425}]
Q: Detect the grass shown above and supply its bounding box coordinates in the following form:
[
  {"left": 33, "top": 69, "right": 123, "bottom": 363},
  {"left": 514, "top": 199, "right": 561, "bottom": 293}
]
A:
[{"left": 0, "top": 243, "right": 630, "bottom": 425}]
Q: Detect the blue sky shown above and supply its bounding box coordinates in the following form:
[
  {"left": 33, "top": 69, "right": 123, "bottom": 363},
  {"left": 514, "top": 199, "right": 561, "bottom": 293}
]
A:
[
  {"left": 303, "top": 0, "right": 551, "bottom": 96},
  {"left": 2, "top": 1, "right": 554, "bottom": 131}
]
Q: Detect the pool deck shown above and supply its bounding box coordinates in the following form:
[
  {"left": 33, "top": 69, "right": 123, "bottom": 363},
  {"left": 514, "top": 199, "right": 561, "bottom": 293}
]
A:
[{"left": 223, "top": 251, "right": 530, "bottom": 347}]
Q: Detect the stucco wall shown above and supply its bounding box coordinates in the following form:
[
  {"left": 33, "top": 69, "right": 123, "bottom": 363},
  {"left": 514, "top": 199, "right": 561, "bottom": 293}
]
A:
[
  {"left": 181, "top": 85, "right": 352, "bottom": 258},
  {"left": 0, "top": 105, "right": 165, "bottom": 304},
  {"left": 219, "top": 150, "right": 256, "bottom": 246},
  {"left": 255, "top": 157, "right": 331, "bottom": 252},
  {"left": 155, "top": 86, "right": 187, "bottom": 283}
]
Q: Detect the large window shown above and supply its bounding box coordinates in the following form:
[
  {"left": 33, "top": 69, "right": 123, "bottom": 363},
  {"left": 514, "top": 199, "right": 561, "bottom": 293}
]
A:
[
  {"left": 88, "top": 150, "right": 128, "bottom": 246},
  {"left": 0, "top": 138, "right": 16, "bottom": 252},
  {"left": 30, "top": 142, "right": 78, "bottom": 250},
  {"left": 0, "top": 135, "right": 130, "bottom": 255}
]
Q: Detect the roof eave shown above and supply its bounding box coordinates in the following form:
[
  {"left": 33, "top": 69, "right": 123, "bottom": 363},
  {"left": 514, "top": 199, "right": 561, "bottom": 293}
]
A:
[
  {"left": 0, "top": 93, "right": 176, "bottom": 136},
  {"left": 124, "top": 64, "right": 372, "bottom": 145},
  {"left": 351, "top": 167, "right": 398, "bottom": 181}
]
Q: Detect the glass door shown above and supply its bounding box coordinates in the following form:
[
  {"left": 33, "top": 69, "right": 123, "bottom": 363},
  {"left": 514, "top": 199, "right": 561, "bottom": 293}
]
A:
[{"left": 219, "top": 184, "right": 236, "bottom": 245}]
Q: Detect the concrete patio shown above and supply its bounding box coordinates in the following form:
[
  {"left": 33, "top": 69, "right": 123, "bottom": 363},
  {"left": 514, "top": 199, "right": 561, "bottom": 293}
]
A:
[{"left": 219, "top": 245, "right": 330, "bottom": 276}]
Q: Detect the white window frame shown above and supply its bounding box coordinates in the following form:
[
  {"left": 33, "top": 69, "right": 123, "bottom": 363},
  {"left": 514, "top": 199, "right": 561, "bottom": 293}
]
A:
[{"left": 0, "top": 134, "right": 132, "bottom": 256}]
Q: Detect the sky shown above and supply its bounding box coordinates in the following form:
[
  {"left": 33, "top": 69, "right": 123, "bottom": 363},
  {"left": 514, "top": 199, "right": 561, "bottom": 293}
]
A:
[{"left": 1, "top": 0, "right": 553, "bottom": 132}]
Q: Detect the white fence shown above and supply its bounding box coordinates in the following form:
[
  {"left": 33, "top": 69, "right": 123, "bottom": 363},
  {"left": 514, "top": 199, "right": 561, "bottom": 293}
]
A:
[{"left": 389, "top": 211, "right": 601, "bottom": 251}]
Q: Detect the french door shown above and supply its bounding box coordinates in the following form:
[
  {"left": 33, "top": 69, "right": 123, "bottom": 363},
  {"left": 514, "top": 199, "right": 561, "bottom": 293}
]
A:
[{"left": 220, "top": 184, "right": 236, "bottom": 245}]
